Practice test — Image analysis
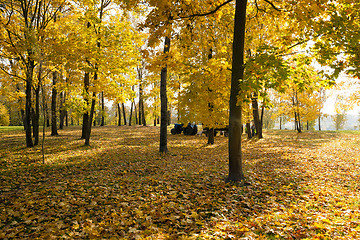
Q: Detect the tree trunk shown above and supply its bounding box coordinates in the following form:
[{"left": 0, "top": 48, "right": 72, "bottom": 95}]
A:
[
  {"left": 33, "top": 85, "right": 40, "bottom": 146},
  {"left": 117, "top": 103, "right": 122, "bottom": 126},
  {"left": 246, "top": 122, "right": 252, "bottom": 139},
  {"left": 81, "top": 72, "right": 90, "bottom": 139},
  {"left": 25, "top": 60, "right": 34, "bottom": 147},
  {"left": 134, "top": 102, "right": 138, "bottom": 125},
  {"left": 59, "top": 91, "right": 65, "bottom": 130},
  {"left": 129, "top": 101, "right": 133, "bottom": 126},
  {"left": 251, "top": 92, "right": 262, "bottom": 139},
  {"left": 85, "top": 92, "right": 96, "bottom": 146},
  {"left": 122, "top": 103, "right": 127, "bottom": 125},
  {"left": 207, "top": 48, "right": 214, "bottom": 145},
  {"left": 207, "top": 128, "right": 215, "bottom": 145},
  {"left": 101, "top": 91, "right": 105, "bottom": 126},
  {"left": 141, "top": 101, "right": 146, "bottom": 126},
  {"left": 167, "top": 110, "right": 171, "bottom": 126},
  {"left": 280, "top": 115, "right": 282, "bottom": 130},
  {"left": 260, "top": 105, "right": 265, "bottom": 130},
  {"left": 51, "top": 71, "right": 59, "bottom": 136},
  {"left": 297, "top": 112, "right": 302, "bottom": 133},
  {"left": 46, "top": 105, "right": 50, "bottom": 127},
  {"left": 159, "top": 37, "right": 170, "bottom": 153},
  {"left": 318, "top": 116, "right": 321, "bottom": 131},
  {"left": 138, "top": 73, "right": 146, "bottom": 126},
  {"left": 226, "top": 0, "right": 247, "bottom": 183}
]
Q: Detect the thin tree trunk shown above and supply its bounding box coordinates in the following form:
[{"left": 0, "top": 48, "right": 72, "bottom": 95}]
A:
[
  {"left": 25, "top": 60, "right": 34, "bottom": 147},
  {"left": 297, "top": 111, "right": 302, "bottom": 133},
  {"left": 129, "top": 101, "right": 133, "bottom": 126},
  {"left": 85, "top": 92, "right": 96, "bottom": 146},
  {"left": 122, "top": 103, "right": 127, "bottom": 125},
  {"left": 117, "top": 103, "right": 122, "bottom": 126},
  {"left": 134, "top": 102, "right": 138, "bottom": 125},
  {"left": 46, "top": 105, "right": 50, "bottom": 127},
  {"left": 318, "top": 116, "right": 321, "bottom": 131},
  {"left": 280, "top": 115, "right": 282, "bottom": 130},
  {"left": 41, "top": 75, "right": 47, "bottom": 164},
  {"left": 33, "top": 85, "right": 40, "bottom": 145},
  {"left": 138, "top": 70, "right": 146, "bottom": 126},
  {"left": 81, "top": 72, "right": 90, "bottom": 139},
  {"left": 141, "top": 102, "right": 146, "bottom": 126},
  {"left": 101, "top": 91, "right": 105, "bottom": 126},
  {"left": 226, "top": 0, "right": 247, "bottom": 183},
  {"left": 260, "top": 105, "right": 265, "bottom": 130},
  {"left": 59, "top": 91, "right": 64, "bottom": 130},
  {"left": 159, "top": 36, "right": 170, "bottom": 153},
  {"left": 51, "top": 71, "right": 59, "bottom": 136},
  {"left": 251, "top": 92, "right": 262, "bottom": 139}
]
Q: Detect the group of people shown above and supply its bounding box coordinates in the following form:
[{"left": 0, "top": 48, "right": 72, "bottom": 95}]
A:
[{"left": 171, "top": 123, "right": 198, "bottom": 135}]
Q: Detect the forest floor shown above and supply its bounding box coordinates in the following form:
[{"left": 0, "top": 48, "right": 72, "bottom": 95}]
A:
[{"left": 0, "top": 126, "right": 359, "bottom": 239}]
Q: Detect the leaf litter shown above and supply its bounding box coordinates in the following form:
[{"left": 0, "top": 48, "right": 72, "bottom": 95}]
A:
[{"left": 0, "top": 126, "right": 359, "bottom": 239}]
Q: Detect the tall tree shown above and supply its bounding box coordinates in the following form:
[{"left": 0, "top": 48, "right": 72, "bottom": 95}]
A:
[
  {"left": 159, "top": 36, "right": 171, "bottom": 152},
  {"left": 226, "top": 0, "right": 247, "bottom": 182}
]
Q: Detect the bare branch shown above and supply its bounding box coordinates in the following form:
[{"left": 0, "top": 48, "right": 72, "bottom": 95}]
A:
[
  {"left": 263, "top": 0, "right": 283, "bottom": 11},
  {"left": 175, "top": 0, "right": 234, "bottom": 20}
]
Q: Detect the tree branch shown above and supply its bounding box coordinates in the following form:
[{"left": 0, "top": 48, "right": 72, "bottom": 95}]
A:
[
  {"left": 175, "top": 0, "right": 234, "bottom": 20},
  {"left": 263, "top": 0, "right": 282, "bottom": 11}
]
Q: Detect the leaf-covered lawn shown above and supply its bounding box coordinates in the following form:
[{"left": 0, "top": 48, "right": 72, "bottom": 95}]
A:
[{"left": 0, "top": 126, "right": 359, "bottom": 239}]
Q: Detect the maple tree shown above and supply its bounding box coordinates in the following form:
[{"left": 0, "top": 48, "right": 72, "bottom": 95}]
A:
[{"left": 0, "top": 0, "right": 69, "bottom": 147}]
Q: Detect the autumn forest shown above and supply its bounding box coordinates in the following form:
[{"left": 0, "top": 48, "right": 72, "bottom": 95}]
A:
[{"left": 0, "top": 0, "right": 359, "bottom": 239}]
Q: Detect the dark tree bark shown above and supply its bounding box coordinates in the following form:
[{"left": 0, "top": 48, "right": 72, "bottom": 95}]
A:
[
  {"left": 51, "top": 72, "right": 59, "bottom": 136},
  {"left": 207, "top": 48, "right": 215, "bottom": 145},
  {"left": 141, "top": 101, "right": 146, "bottom": 126},
  {"left": 101, "top": 91, "right": 105, "bottom": 126},
  {"left": 251, "top": 92, "right": 263, "bottom": 138},
  {"left": 167, "top": 110, "right": 171, "bottom": 126},
  {"left": 207, "top": 128, "right": 215, "bottom": 144},
  {"left": 134, "top": 102, "right": 138, "bottom": 125},
  {"left": 24, "top": 59, "right": 34, "bottom": 147},
  {"left": 81, "top": 72, "right": 90, "bottom": 139},
  {"left": 159, "top": 36, "right": 170, "bottom": 153},
  {"left": 297, "top": 112, "right": 302, "bottom": 133},
  {"left": 139, "top": 91, "right": 143, "bottom": 125},
  {"left": 65, "top": 110, "right": 68, "bottom": 127},
  {"left": 117, "top": 103, "right": 122, "bottom": 126},
  {"left": 318, "top": 116, "right": 321, "bottom": 131},
  {"left": 246, "top": 122, "right": 252, "bottom": 139},
  {"left": 129, "top": 101, "right": 134, "bottom": 126},
  {"left": 226, "top": 0, "right": 247, "bottom": 183},
  {"left": 33, "top": 83, "right": 40, "bottom": 146},
  {"left": 138, "top": 67, "right": 147, "bottom": 126},
  {"left": 280, "top": 115, "right": 282, "bottom": 130},
  {"left": 122, "top": 103, "right": 127, "bottom": 125},
  {"left": 46, "top": 105, "right": 50, "bottom": 127},
  {"left": 85, "top": 92, "right": 96, "bottom": 146},
  {"left": 59, "top": 91, "right": 65, "bottom": 130},
  {"left": 260, "top": 105, "right": 265, "bottom": 127}
]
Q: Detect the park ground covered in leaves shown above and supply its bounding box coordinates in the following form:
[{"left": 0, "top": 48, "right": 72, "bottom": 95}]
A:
[{"left": 0, "top": 126, "right": 359, "bottom": 239}]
